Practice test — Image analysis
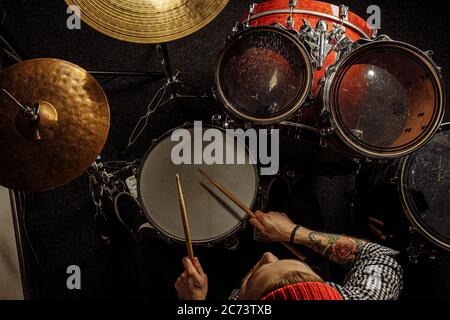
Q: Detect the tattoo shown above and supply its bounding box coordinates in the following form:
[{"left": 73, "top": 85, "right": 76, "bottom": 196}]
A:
[{"left": 305, "top": 232, "right": 366, "bottom": 268}]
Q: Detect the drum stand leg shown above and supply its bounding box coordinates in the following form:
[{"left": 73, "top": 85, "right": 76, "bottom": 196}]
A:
[
  {"left": 121, "top": 43, "right": 209, "bottom": 155},
  {"left": 0, "top": 25, "right": 26, "bottom": 65},
  {"left": 87, "top": 43, "right": 174, "bottom": 86}
]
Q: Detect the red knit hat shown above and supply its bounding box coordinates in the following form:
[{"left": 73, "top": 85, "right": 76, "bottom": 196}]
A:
[{"left": 261, "top": 282, "right": 343, "bottom": 300}]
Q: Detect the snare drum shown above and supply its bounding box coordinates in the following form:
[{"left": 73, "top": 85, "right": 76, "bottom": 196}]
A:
[
  {"left": 138, "top": 125, "right": 258, "bottom": 247},
  {"left": 317, "top": 39, "right": 445, "bottom": 158},
  {"left": 398, "top": 123, "right": 450, "bottom": 250}
]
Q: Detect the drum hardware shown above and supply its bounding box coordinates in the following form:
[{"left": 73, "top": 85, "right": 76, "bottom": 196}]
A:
[
  {"left": 88, "top": 158, "right": 140, "bottom": 243},
  {"left": 2, "top": 89, "right": 39, "bottom": 122},
  {"left": 223, "top": 236, "right": 240, "bottom": 251},
  {"left": 245, "top": 4, "right": 258, "bottom": 28},
  {"left": 286, "top": 0, "right": 298, "bottom": 29},
  {"left": 124, "top": 71, "right": 210, "bottom": 153},
  {"left": 245, "top": 3, "right": 371, "bottom": 40},
  {"left": 64, "top": 0, "right": 221, "bottom": 102},
  {"left": 351, "top": 129, "right": 364, "bottom": 141},
  {"left": 338, "top": 5, "right": 349, "bottom": 24},
  {"left": 407, "top": 240, "right": 439, "bottom": 264},
  {"left": 0, "top": 25, "right": 25, "bottom": 64},
  {"left": 279, "top": 121, "right": 320, "bottom": 134},
  {"left": 297, "top": 18, "right": 351, "bottom": 69},
  {"left": 211, "top": 114, "right": 241, "bottom": 130}
]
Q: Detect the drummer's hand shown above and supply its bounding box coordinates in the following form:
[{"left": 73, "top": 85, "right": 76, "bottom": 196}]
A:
[
  {"left": 249, "top": 211, "right": 297, "bottom": 242},
  {"left": 175, "top": 257, "right": 208, "bottom": 300}
]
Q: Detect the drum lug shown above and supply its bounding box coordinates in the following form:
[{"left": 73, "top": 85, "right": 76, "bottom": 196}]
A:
[
  {"left": 305, "top": 94, "right": 315, "bottom": 106},
  {"left": 245, "top": 4, "right": 257, "bottom": 27},
  {"left": 211, "top": 114, "right": 223, "bottom": 126},
  {"left": 286, "top": 0, "right": 298, "bottom": 29},
  {"left": 317, "top": 77, "right": 326, "bottom": 88},
  {"left": 425, "top": 50, "right": 434, "bottom": 58},
  {"left": 370, "top": 28, "right": 378, "bottom": 39},
  {"left": 210, "top": 85, "right": 217, "bottom": 100},
  {"left": 158, "top": 232, "right": 173, "bottom": 245},
  {"left": 407, "top": 240, "right": 438, "bottom": 263},
  {"left": 319, "top": 136, "right": 328, "bottom": 148},
  {"left": 223, "top": 236, "right": 240, "bottom": 251},
  {"left": 320, "top": 127, "right": 334, "bottom": 136},
  {"left": 408, "top": 226, "right": 417, "bottom": 234},
  {"left": 243, "top": 121, "right": 253, "bottom": 130},
  {"left": 231, "top": 21, "right": 240, "bottom": 35},
  {"left": 353, "top": 159, "right": 362, "bottom": 175},
  {"left": 377, "top": 158, "right": 389, "bottom": 164},
  {"left": 389, "top": 176, "right": 399, "bottom": 184}
]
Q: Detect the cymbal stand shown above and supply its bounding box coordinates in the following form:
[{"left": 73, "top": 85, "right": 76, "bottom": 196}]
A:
[
  {"left": 122, "top": 43, "right": 210, "bottom": 154},
  {"left": 0, "top": 24, "right": 25, "bottom": 65},
  {"left": 88, "top": 43, "right": 173, "bottom": 87}
]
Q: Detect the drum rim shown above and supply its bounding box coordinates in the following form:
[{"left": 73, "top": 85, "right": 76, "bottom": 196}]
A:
[
  {"left": 215, "top": 26, "right": 314, "bottom": 125},
  {"left": 137, "top": 124, "right": 259, "bottom": 246},
  {"left": 244, "top": 0, "right": 371, "bottom": 39},
  {"left": 324, "top": 40, "right": 446, "bottom": 158},
  {"left": 399, "top": 122, "right": 450, "bottom": 250}
]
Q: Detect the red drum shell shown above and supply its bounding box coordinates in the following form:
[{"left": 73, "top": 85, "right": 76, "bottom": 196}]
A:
[{"left": 242, "top": 0, "right": 372, "bottom": 94}]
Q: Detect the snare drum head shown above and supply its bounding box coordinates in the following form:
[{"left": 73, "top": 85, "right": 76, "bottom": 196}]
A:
[
  {"left": 216, "top": 27, "right": 312, "bottom": 125},
  {"left": 327, "top": 41, "right": 445, "bottom": 158},
  {"left": 138, "top": 126, "right": 258, "bottom": 245},
  {"left": 401, "top": 123, "right": 450, "bottom": 249}
]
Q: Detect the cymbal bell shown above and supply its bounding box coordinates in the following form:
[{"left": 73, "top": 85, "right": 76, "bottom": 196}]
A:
[
  {"left": 0, "top": 58, "right": 110, "bottom": 192},
  {"left": 65, "top": 0, "right": 230, "bottom": 44}
]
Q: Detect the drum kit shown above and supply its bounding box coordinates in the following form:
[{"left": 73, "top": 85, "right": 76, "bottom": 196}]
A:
[{"left": 0, "top": 1, "right": 448, "bottom": 258}]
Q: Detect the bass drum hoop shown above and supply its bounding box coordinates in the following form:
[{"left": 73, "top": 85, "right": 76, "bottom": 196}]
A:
[
  {"left": 215, "top": 26, "right": 313, "bottom": 126},
  {"left": 399, "top": 123, "right": 450, "bottom": 250},
  {"left": 137, "top": 124, "right": 259, "bottom": 247},
  {"left": 325, "top": 40, "right": 445, "bottom": 158}
]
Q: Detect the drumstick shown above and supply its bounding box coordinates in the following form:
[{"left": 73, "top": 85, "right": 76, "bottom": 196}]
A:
[
  {"left": 369, "top": 216, "right": 385, "bottom": 228},
  {"left": 198, "top": 169, "right": 306, "bottom": 261},
  {"left": 175, "top": 174, "right": 195, "bottom": 260}
]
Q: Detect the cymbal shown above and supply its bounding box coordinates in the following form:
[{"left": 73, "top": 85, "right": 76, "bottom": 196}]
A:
[
  {"left": 64, "top": 0, "right": 230, "bottom": 43},
  {"left": 0, "top": 58, "right": 110, "bottom": 192}
]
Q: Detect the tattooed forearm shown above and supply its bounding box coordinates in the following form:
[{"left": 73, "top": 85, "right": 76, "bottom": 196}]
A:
[{"left": 302, "top": 231, "right": 367, "bottom": 268}]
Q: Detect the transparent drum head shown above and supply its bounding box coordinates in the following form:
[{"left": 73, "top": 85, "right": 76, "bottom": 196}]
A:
[
  {"left": 401, "top": 123, "right": 450, "bottom": 250},
  {"left": 326, "top": 41, "right": 445, "bottom": 158},
  {"left": 215, "top": 26, "right": 312, "bottom": 125}
]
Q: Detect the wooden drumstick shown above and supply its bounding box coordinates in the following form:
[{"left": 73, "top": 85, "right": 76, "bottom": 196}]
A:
[
  {"left": 176, "top": 174, "right": 195, "bottom": 260},
  {"left": 198, "top": 169, "right": 306, "bottom": 261},
  {"left": 369, "top": 216, "right": 385, "bottom": 228},
  {"left": 368, "top": 224, "right": 388, "bottom": 241}
]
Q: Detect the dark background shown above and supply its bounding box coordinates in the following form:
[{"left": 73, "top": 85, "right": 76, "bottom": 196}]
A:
[{"left": 0, "top": 0, "right": 449, "bottom": 300}]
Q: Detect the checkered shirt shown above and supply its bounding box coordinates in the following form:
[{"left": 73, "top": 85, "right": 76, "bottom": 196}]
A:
[{"left": 229, "top": 242, "right": 403, "bottom": 300}]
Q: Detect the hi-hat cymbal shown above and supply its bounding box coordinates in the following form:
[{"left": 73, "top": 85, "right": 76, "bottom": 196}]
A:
[
  {"left": 65, "top": 0, "right": 230, "bottom": 44},
  {"left": 0, "top": 58, "right": 110, "bottom": 192}
]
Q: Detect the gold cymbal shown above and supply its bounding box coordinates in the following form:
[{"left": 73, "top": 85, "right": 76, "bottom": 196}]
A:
[
  {"left": 0, "top": 58, "right": 110, "bottom": 192},
  {"left": 65, "top": 0, "right": 230, "bottom": 43}
]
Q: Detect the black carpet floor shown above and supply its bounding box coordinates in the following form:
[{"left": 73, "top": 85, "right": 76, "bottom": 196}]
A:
[{"left": 1, "top": 0, "right": 449, "bottom": 299}]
